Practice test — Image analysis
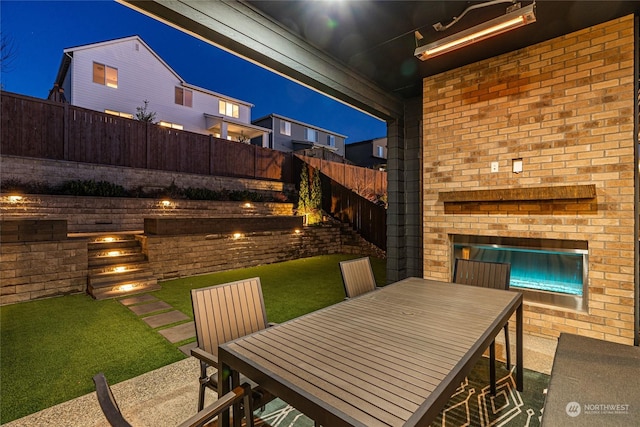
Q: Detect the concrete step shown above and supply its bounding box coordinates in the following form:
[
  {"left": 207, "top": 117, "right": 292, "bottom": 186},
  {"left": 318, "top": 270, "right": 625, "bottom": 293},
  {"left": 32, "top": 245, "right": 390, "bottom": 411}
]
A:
[
  {"left": 88, "top": 239, "right": 141, "bottom": 251},
  {"left": 88, "top": 278, "right": 160, "bottom": 300},
  {"left": 89, "top": 251, "right": 146, "bottom": 267},
  {"left": 89, "top": 261, "right": 153, "bottom": 275},
  {"left": 88, "top": 267, "right": 155, "bottom": 286}
]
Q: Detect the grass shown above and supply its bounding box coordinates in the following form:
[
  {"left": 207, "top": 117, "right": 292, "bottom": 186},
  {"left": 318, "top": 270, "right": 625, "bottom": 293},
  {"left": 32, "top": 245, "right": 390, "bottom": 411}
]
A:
[
  {"left": 0, "top": 254, "right": 385, "bottom": 424},
  {"left": 155, "top": 254, "right": 387, "bottom": 323},
  {"left": 0, "top": 295, "right": 184, "bottom": 424}
]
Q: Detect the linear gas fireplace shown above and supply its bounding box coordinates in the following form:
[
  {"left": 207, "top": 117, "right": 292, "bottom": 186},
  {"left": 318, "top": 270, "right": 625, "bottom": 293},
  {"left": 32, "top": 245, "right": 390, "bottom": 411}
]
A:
[{"left": 452, "top": 235, "right": 588, "bottom": 311}]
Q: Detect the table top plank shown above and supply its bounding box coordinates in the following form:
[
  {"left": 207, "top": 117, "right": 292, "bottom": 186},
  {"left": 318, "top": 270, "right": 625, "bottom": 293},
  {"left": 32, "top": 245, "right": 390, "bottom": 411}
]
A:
[
  {"left": 227, "top": 339, "right": 409, "bottom": 426},
  {"left": 262, "top": 325, "right": 435, "bottom": 399},
  {"left": 219, "top": 277, "right": 523, "bottom": 427},
  {"left": 246, "top": 333, "right": 422, "bottom": 412},
  {"left": 287, "top": 314, "right": 460, "bottom": 377}
]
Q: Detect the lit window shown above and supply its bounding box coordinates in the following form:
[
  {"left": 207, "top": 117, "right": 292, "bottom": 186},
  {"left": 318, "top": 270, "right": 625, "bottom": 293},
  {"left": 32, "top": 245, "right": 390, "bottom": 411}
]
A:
[
  {"left": 377, "top": 145, "right": 384, "bottom": 157},
  {"left": 175, "top": 87, "right": 193, "bottom": 107},
  {"left": 305, "top": 128, "right": 318, "bottom": 143},
  {"left": 219, "top": 100, "right": 239, "bottom": 118},
  {"left": 105, "top": 109, "right": 134, "bottom": 119},
  {"left": 93, "top": 62, "right": 118, "bottom": 88},
  {"left": 280, "top": 120, "right": 291, "bottom": 136},
  {"left": 327, "top": 135, "right": 335, "bottom": 147},
  {"left": 159, "top": 121, "right": 183, "bottom": 130}
]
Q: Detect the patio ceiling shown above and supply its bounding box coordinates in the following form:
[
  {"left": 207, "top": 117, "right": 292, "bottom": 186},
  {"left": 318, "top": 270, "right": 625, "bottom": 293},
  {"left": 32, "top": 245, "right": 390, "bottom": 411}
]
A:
[{"left": 120, "top": 0, "right": 639, "bottom": 120}]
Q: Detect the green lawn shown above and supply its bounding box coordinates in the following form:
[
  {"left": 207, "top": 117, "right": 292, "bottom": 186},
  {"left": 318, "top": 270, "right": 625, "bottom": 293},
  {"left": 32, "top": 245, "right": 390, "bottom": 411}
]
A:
[{"left": 0, "top": 254, "right": 385, "bottom": 424}]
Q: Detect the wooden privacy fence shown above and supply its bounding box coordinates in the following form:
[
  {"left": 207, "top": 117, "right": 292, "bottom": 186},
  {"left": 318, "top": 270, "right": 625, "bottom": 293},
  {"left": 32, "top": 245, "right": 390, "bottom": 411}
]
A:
[
  {"left": 1, "top": 91, "right": 294, "bottom": 183},
  {"left": 298, "top": 154, "right": 386, "bottom": 197},
  {"left": 320, "top": 172, "right": 387, "bottom": 251}
]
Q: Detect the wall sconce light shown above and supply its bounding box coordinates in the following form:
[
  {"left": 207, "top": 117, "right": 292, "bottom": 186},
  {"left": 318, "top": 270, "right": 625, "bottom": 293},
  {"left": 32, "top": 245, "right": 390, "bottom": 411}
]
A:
[
  {"left": 232, "top": 232, "right": 243, "bottom": 239},
  {"left": 294, "top": 229, "right": 301, "bottom": 234},
  {"left": 113, "top": 266, "right": 127, "bottom": 273},
  {"left": 415, "top": 2, "right": 536, "bottom": 61},
  {"left": 243, "top": 202, "right": 252, "bottom": 208},
  {"left": 8, "top": 195, "right": 23, "bottom": 203},
  {"left": 512, "top": 158, "right": 523, "bottom": 174},
  {"left": 160, "top": 200, "right": 172, "bottom": 207},
  {"left": 102, "top": 237, "right": 116, "bottom": 243},
  {"left": 107, "top": 250, "right": 121, "bottom": 257}
]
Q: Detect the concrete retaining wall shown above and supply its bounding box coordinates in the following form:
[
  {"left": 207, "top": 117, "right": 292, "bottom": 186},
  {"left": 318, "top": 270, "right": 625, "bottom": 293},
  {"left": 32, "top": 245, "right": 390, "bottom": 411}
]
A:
[
  {"left": 0, "top": 238, "right": 88, "bottom": 305},
  {"left": 1, "top": 194, "right": 295, "bottom": 233},
  {"left": 140, "top": 225, "right": 345, "bottom": 280}
]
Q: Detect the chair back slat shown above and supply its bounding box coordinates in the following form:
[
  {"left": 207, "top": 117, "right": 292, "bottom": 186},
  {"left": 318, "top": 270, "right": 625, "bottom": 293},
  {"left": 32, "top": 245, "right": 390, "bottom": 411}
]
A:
[
  {"left": 453, "top": 259, "right": 510, "bottom": 290},
  {"left": 191, "top": 277, "right": 268, "bottom": 357},
  {"left": 339, "top": 257, "right": 376, "bottom": 298}
]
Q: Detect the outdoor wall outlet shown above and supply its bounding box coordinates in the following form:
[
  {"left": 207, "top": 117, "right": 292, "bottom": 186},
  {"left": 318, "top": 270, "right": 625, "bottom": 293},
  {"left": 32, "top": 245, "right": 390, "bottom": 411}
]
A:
[{"left": 491, "top": 162, "right": 499, "bottom": 173}]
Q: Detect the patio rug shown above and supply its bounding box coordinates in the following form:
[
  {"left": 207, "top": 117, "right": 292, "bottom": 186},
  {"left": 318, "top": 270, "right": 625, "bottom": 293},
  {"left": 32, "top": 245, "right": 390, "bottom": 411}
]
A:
[{"left": 248, "top": 357, "right": 549, "bottom": 427}]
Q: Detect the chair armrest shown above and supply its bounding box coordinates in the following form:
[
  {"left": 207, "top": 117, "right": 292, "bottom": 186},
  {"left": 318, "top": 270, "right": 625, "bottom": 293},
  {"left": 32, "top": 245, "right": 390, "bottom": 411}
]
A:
[
  {"left": 177, "top": 383, "right": 252, "bottom": 427},
  {"left": 191, "top": 347, "right": 218, "bottom": 367}
]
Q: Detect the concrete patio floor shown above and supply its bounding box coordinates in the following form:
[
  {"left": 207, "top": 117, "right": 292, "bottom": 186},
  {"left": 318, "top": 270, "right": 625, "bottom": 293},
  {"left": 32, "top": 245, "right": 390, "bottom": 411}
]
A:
[{"left": 5, "top": 333, "right": 557, "bottom": 427}]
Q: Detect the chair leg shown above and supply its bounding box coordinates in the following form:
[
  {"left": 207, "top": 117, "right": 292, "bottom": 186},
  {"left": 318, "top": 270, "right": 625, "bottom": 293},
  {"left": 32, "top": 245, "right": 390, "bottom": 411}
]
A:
[
  {"left": 197, "top": 360, "right": 208, "bottom": 411},
  {"left": 489, "top": 341, "right": 496, "bottom": 395},
  {"left": 504, "top": 322, "right": 511, "bottom": 370}
]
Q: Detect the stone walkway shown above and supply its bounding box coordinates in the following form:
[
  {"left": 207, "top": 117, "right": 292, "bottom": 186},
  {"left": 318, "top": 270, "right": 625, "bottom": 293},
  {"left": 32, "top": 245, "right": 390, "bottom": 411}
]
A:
[{"left": 119, "top": 294, "right": 198, "bottom": 356}]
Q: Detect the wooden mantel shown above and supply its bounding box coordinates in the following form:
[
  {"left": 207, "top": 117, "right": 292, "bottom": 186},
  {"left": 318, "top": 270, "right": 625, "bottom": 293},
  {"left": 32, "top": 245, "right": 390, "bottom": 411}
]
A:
[{"left": 438, "top": 184, "right": 596, "bottom": 203}]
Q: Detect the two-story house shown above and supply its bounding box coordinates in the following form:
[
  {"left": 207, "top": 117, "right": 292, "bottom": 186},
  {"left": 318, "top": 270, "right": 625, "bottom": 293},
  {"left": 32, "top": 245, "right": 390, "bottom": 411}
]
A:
[
  {"left": 49, "top": 35, "right": 270, "bottom": 146},
  {"left": 251, "top": 113, "right": 346, "bottom": 157},
  {"left": 345, "top": 137, "right": 387, "bottom": 170}
]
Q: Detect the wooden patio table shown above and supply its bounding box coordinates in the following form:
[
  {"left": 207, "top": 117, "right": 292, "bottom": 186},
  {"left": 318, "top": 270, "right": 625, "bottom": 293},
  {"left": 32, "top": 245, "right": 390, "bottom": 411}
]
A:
[{"left": 218, "top": 277, "right": 523, "bottom": 427}]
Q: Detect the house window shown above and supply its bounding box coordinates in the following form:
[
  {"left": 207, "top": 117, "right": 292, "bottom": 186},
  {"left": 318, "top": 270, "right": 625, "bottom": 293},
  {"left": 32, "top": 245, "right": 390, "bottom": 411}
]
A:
[
  {"left": 305, "top": 128, "right": 318, "bottom": 143},
  {"left": 159, "top": 121, "right": 183, "bottom": 130},
  {"left": 280, "top": 120, "right": 291, "bottom": 136},
  {"left": 93, "top": 62, "right": 118, "bottom": 88},
  {"left": 175, "top": 87, "right": 193, "bottom": 107},
  {"left": 219, "top": 100, "right": 239, "bottom": 118},
  {"left": 327, "top": 135, "right": 335, "bottom": 147},
  {"left": 377, "top": 145, "right": 384, "bottom": 157},
  {"left": 105, "top": 109, "right": 133, "bottom": 119}
]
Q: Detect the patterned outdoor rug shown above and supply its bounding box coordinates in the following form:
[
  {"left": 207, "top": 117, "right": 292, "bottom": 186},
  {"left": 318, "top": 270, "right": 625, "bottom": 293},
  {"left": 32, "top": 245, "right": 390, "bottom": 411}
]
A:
[{"left": 249, "top": 357, "right": 549, "bottom": 427}]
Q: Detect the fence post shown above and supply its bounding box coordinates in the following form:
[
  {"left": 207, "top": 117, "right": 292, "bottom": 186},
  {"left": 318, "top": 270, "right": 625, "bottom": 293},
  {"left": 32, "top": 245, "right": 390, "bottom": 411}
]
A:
[
  {"left": 63, "top": 103, "right": 69, "bottom": 160},
  {"left": 146, "top": 122, "right": 151, "bottom": 169},
  {"left": 209, "top": 134, "right": 214, "bottom": 175}
]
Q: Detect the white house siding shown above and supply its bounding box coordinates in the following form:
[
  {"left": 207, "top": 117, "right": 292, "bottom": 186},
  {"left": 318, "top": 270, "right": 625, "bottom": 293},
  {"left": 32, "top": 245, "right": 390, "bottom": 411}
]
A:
[
  {"left": 254, "top": 114, "right": 346, "bottom": 156},
  {"left": 65, "top": 37, "right": 252, "bottom": 136}
]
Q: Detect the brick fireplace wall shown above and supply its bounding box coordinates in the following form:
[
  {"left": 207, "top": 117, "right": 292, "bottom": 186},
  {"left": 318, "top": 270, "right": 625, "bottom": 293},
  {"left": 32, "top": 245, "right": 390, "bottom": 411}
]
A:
[{"left": 422, "top": 15, "right": 636, "bottom": 344}]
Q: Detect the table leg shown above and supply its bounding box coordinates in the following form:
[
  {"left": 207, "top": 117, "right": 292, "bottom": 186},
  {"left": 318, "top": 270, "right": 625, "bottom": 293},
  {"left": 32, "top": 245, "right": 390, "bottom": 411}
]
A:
[
  {"left": 218, "top": 361, "right": 241, "bottom": 427},
  {"left": 219, "top": 361, "right": 230, "bottom": 427},
  {"left": 516, "top": 302, "right": 523, "bottom": 392},
  {"left": 489, "top": 341, "right": 496, "bottom": 395}
]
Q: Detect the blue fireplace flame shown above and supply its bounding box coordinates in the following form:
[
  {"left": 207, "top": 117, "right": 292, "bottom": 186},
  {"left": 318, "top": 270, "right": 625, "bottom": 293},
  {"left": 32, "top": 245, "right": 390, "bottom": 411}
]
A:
[{"left": 454, "top": 244, "right": 584, "bottom": 296}]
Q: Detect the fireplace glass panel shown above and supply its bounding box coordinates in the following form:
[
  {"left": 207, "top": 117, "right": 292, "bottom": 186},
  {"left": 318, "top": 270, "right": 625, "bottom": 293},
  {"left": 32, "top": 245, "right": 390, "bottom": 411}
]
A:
[
  {"left": 453, "top": 245, "right": 584, "bottom": 295},
  {"left": 452, "top": 236, "right": 588, "bottom": 311}
]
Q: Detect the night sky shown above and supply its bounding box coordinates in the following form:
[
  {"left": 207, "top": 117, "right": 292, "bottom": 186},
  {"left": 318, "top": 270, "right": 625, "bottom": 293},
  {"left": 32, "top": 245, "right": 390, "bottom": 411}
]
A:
[{"left": 1, "top": 0, "right": 386, "bottom": 143}]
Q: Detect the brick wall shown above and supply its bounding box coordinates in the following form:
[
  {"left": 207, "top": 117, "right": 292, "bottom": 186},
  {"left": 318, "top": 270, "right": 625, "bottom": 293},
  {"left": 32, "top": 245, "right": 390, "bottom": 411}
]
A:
[
  {"left": 140, "top": 225, "right": 345, "bottom": 280},
  {"left": 422, "top": 15, "right": 636, "bottom": 344},
  {"left": 1, "top": 238, "right": 88, "bottom": 305},
  {"left": 1, "top": 194, "right": 295, "bottom": 233}
]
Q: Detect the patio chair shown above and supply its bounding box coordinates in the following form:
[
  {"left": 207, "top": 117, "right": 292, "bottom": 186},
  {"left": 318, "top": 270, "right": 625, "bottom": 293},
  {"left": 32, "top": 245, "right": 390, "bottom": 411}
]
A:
[
  {"left": 191, "top": 278, "right": 275, "bottom": 412},
  {"left": 453, "top": 258, "right": 511, "bottom": 394},
  {"left": 339, "top": 257, "right": 378, "bottom": 298},
  {"left": 93, "top": 372, "right": 254, "bottom": 427}
]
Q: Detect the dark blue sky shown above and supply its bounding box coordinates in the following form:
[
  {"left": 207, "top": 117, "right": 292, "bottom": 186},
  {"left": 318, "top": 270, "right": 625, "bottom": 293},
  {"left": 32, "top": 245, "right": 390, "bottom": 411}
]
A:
[{"left": 1, "top": 0, "right": 386, "bottom": 142}]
